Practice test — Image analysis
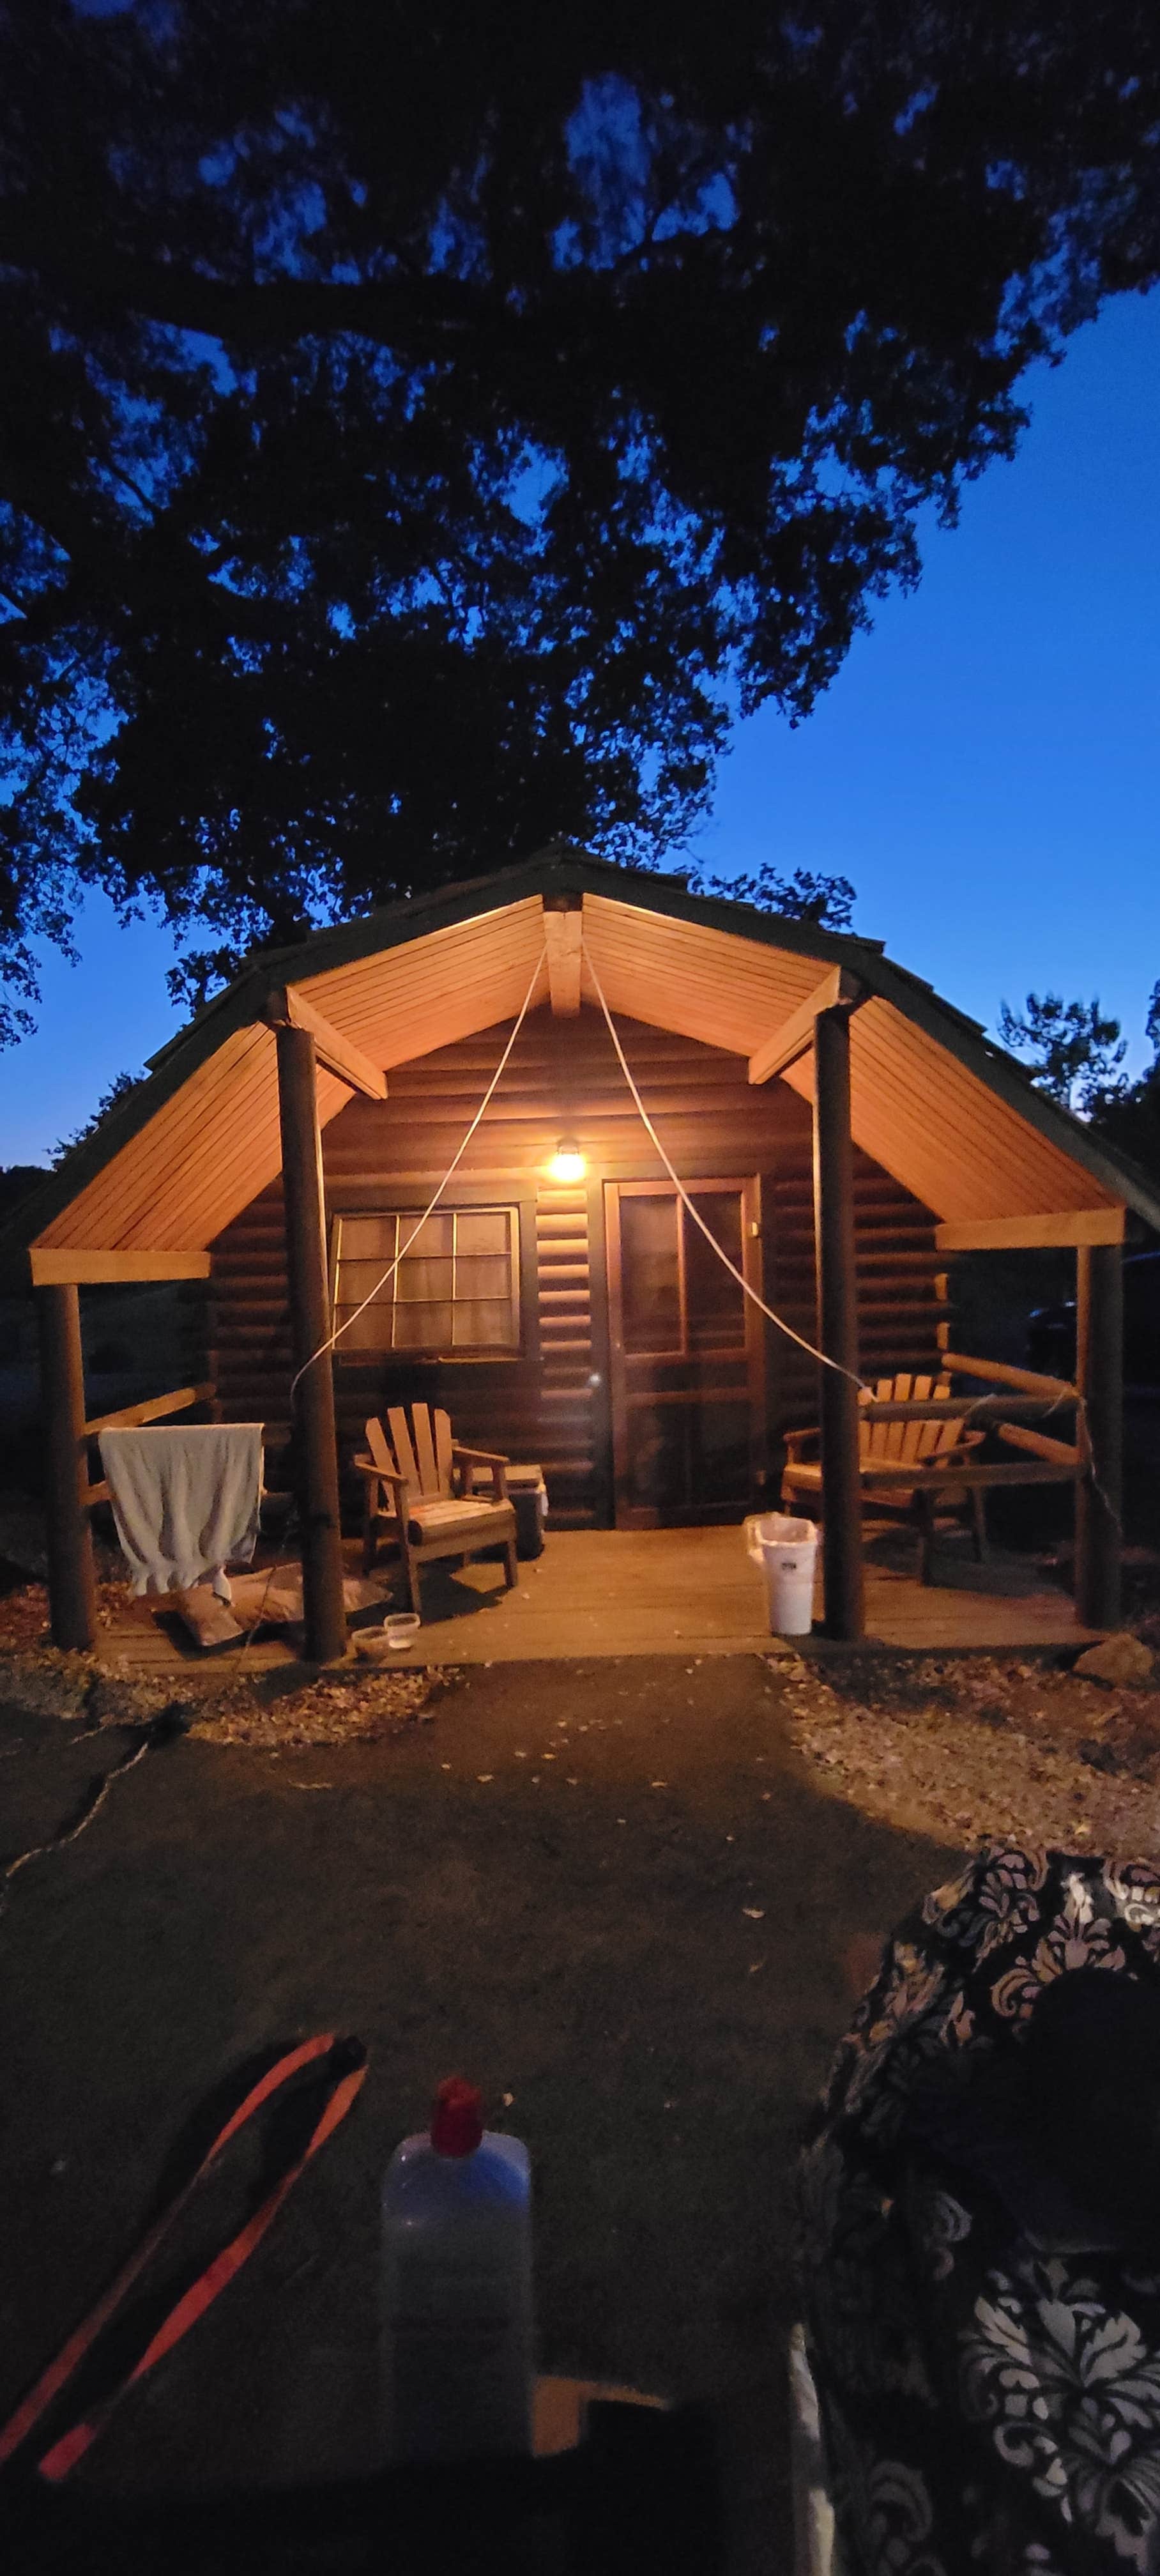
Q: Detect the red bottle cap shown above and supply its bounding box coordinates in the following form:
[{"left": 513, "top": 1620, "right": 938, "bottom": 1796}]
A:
[{"left": 431, "top": 2076, "right": 484, "bottom": 2158}]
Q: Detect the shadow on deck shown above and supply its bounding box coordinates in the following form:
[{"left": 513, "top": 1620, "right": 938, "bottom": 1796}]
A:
[{"left": 100, "top": 1521, "right": 1100, "bottom": 1673}]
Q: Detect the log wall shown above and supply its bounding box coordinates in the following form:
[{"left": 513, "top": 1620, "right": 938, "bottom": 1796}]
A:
[{"left": 208, "top": 1005, "right": 944, "bottom": 1524}]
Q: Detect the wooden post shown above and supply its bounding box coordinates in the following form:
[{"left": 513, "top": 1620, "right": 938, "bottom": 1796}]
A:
[
  {"left": 276, "top": 1025, "right": 347, "bottom": 1663},
  {"left": 813, "top": 1007, "right": 865, "bottom": 1640},
  {"left": 1075, "top": 1241, "right": 1122, "bottom": 1629},
  {"left": 36, "top": 1283, "right": 97, "bottom": 1651}
]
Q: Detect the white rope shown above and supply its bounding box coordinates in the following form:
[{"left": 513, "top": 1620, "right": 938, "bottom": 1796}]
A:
[
  {"left": 288, "top": 941, "right": 548, "bottom": 1399},
  {"left": 581, "top": 937, "right": 870, "bottom": 1391}
]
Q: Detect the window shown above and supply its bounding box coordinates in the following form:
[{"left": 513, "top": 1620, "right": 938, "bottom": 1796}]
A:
[
  {"left": 619, "top": 1190, "right": 747, "bottom": 1356},
  {"left": 330, "top": 1208, "right": 521, "bottom": 1356}
]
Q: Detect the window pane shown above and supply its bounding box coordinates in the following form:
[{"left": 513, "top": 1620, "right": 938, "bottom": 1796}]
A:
[
  {"left": 333, "top": 1208, "right": 519, "bottom": 1359},
  {"left": 452, "top": 1300, "right": 517, "bottom": 1347},
  {"left": 335, "top": 1260, "right": 395, "bottom": 1308},
  {"left": 455, "top": 1256, "right": 511, "bottom": 1298},
  {"left": 402, "top": 1213, "right": 453, "bottom": 1259},
  {"left": 684, "top": 1195, "right": 745, "bottom": 1353},
  {"left": 393, "top": 1301, "right": 454, "bottom": 1349},
  {"left": 339, "top": 1216, "right": 396, "bottom": 1262},
  {"left": 621, "top": 1195, "right": 680, "bottom": 1353},
  {"left": 335, "top": 1302, "right": 392, "bottom": 1353},
  {"left": 397, "top": 1256, "right": 454, "bottom": 1301},
  {"left": 456, "top": 1211, "right": 508, "bottom": 1255}
]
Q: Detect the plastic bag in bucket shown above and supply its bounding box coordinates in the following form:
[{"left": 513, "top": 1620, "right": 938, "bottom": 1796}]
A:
[{"left": 744, "top": 1513, "right": 818, "bottom": 1637}]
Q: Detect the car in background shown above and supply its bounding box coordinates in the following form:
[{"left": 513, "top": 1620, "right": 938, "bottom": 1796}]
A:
[{"left": 1028, "top": 1248, "right": 1160, "bottom": 1387}]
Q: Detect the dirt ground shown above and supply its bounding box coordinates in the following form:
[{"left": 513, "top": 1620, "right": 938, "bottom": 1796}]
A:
[
  {"left": 0, "top": 1650, "right": 959, "bottom": 2575},
  {"left": 4, "top": 1616, "right": 1160, "bottom": 2574}
]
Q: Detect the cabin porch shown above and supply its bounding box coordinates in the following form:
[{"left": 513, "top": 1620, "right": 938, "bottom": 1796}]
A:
[{"left": 93, "top": 1519, "right": 1098, "bottom": 1674}]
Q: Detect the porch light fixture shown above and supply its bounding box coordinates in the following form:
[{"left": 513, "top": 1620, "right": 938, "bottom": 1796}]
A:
[{"left": 549, "top": 1137, "right": 586, "bottom": 1184}]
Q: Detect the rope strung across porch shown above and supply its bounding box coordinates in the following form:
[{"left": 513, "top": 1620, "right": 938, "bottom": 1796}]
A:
[
  {"left": 287, "top": 939, "right": 549, "bottom": 1398},
  {"left": 580, "top": 937, "right": 871, "bottom": 1392}
]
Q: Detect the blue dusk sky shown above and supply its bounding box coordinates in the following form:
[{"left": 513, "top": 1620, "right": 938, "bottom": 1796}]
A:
[{"left": 1, "top": 287, "right": 1157, "bottom": 1167}]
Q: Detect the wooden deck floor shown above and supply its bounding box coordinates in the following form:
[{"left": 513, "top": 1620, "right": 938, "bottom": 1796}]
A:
[{"left": 100, "top": 1522, "right": 1099, "bottom": 1673}]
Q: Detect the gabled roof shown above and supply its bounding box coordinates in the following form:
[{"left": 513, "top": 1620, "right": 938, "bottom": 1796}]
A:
[{"left": 4, "top": 846, "right": 1158, "bottom": 1286}]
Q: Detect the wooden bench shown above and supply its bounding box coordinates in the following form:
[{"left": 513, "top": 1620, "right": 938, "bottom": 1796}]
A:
[
  {"left": 782, "top": 1374, "right": 986, "bottom": 1582},
  {"left": 782, "top": 1354, "right": 1090, "bottom": 1584}
]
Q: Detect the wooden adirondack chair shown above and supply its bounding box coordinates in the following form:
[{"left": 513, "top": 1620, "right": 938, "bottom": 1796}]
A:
[
  {"left": 355, "top": 1404, "right": 517, "bottom": 1616},
  {"left": 782, "top": 1373, "right": 987, "bottom": 1582}
]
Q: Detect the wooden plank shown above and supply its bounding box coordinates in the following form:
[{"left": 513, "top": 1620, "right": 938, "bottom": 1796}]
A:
[
  {"left": 276, "top": 1026, "right": 347, "bottom": 1662},
  {"left": 996, "top": 1422, "right": 1081, "bottom": 1469},
  {"left": 387, "top": 1406, "right": 420, "bottom": 1488},
  {"left": 814, "top": 1007, "right": 864, "bottom": 1639},
  {"left": 266, "top": 986, "right": 388, "bottom": 1100},
  {"left": 855, "top": 1395, "right": 1075, "bottom": 1423},
  {"left": 901, "top": 1375, "right": 931, "bottom": 1466},
  {"left": 1076, "top": 1242, "right": 1123, "bottom": 1629},
  {"left": 542, "top": 896, "right": 583, "bottom": 1016},
  {"left": 935, "top": 1211, "right": 1125, "bottom": 1250},
  {"left": 748, "top": 969, "right": 863, "bottom": 1085},
  {"left": 83, "top": 1381, "right": 216, "bottom": 1438},
  {"left": 29, "top": 1249, "right": 213, "bottom": 1285},
  {"left": 942, "top": 1349, "right": 1077, "bottom": 1401},
  {"left": 88, "top": 1522, "right": 1099, "bottom": 1669},
  {"left": 36, "top": 1284, "right": 97, "bottom": 1650},
  {"left": 412, "top": 1403, "right": 439, "bottom": 1496}
]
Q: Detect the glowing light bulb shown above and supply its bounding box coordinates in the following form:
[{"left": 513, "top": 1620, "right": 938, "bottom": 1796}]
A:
[{"left": 549, "top": 1138, "right": 586, "bottom": 1183}]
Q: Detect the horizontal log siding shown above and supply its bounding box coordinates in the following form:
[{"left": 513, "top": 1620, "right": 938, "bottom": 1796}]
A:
[
  {"left": 768, "top": 1152, "right": 945, "bottom": 1431},
  {"left": 209, "top": 1006, "right": 942, "bottom": 1523}
]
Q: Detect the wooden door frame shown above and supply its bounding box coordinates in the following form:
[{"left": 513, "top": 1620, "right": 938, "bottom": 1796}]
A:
[{"left": 604, "top": 1176, "right": 767, "bottom": 1528}]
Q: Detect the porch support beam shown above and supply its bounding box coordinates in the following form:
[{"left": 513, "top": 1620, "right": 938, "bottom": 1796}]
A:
[
  {"left": 1075, "top": 1242, "right": 1123, "bottom": 1630},
  {"left": 935, "top": 1210, "right": 1124, "bottom": 1252},
  {"left": 543, "top": 893, "right": 583, "bottom": 1016},
  {"left": 265, "top": 986, "right": 387, "bottom": 1100},
  {"left": 275, "top": 1024, "right": 347, "bottom": 1663},
  {"left": 813, "top": 1006, "right": 865, "bottom": 1641},
  {"left": 28, "top": 1249, "right": 212, "bottom": 1285},
  {"left": 36, "top": 1282, "right": 98, "bottom": 1651},
  {"left": 749, "top": 968, "right": 864, "bottom": 1085}
]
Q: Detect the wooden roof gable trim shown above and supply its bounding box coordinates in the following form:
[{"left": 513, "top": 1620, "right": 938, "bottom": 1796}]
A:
[
  {"left": 542, "top": 891, "right": 583, "bottom": 1016},
  {"left": 143, "top": 854, "right": 888, "bottom": 1068},
  {"left": 847, "top": 959, "right": 1160, "bottom": 1230},
  {"left": 263, "top": 985, "right": 387, "bottom": 1098},
  {"left": 0, "top": 964, "right": 276, "bottom": 1280},
  {"left": 4, "top": 849, "right": 1160, "bottom": 1285},
  {"left": 748, "top": 967, "right": 866, "bottom": 1084},
  {"left": 934, "top": 1212, "right": 1126, "bottom": 1251}
]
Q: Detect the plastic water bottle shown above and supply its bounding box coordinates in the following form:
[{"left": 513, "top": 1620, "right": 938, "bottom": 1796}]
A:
[{"left": 382, "top": 2076, "right": 534, "bottom": 2463}]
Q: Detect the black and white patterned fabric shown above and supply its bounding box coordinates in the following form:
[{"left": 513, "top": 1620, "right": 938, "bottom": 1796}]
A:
[{"left": 797, "top": 1847, "right": 1160, "bottom": 2575}]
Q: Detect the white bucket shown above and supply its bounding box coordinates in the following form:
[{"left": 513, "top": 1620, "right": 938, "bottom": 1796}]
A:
[{"left": 745, "top": 1514, "right": 818, "bottom": 1637}]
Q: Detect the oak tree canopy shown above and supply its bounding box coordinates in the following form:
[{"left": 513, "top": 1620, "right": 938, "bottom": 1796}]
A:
[{"left": 1, "top": 1, "right": 1157, "bottom": 1030}]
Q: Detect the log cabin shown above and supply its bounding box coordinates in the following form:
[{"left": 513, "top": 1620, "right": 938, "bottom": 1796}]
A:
[{"left": 3, "top": 847, "right": 1157, "bottom": 1658}]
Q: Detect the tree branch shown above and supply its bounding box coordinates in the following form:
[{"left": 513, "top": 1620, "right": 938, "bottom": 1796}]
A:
[{"left": 0, "top": 210, "right": 519, "bottom": 356}]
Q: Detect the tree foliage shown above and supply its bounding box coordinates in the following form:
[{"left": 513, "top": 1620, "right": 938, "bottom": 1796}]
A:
[
  {"left": 686, "top": 861, "right": 857, "bottom": 928},
  {"left": 1088, "top": 980, "right": 1160, "bottom": 1183},
  {"left": 50, "top": 1067, "right": 143, "bottom": 1166},
  {"left": 998, "top": 991, "right": 1128, "bottom": 1116},
  {"left": 3, "top": 1, "right": 1159, "bottom": 1029}
]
